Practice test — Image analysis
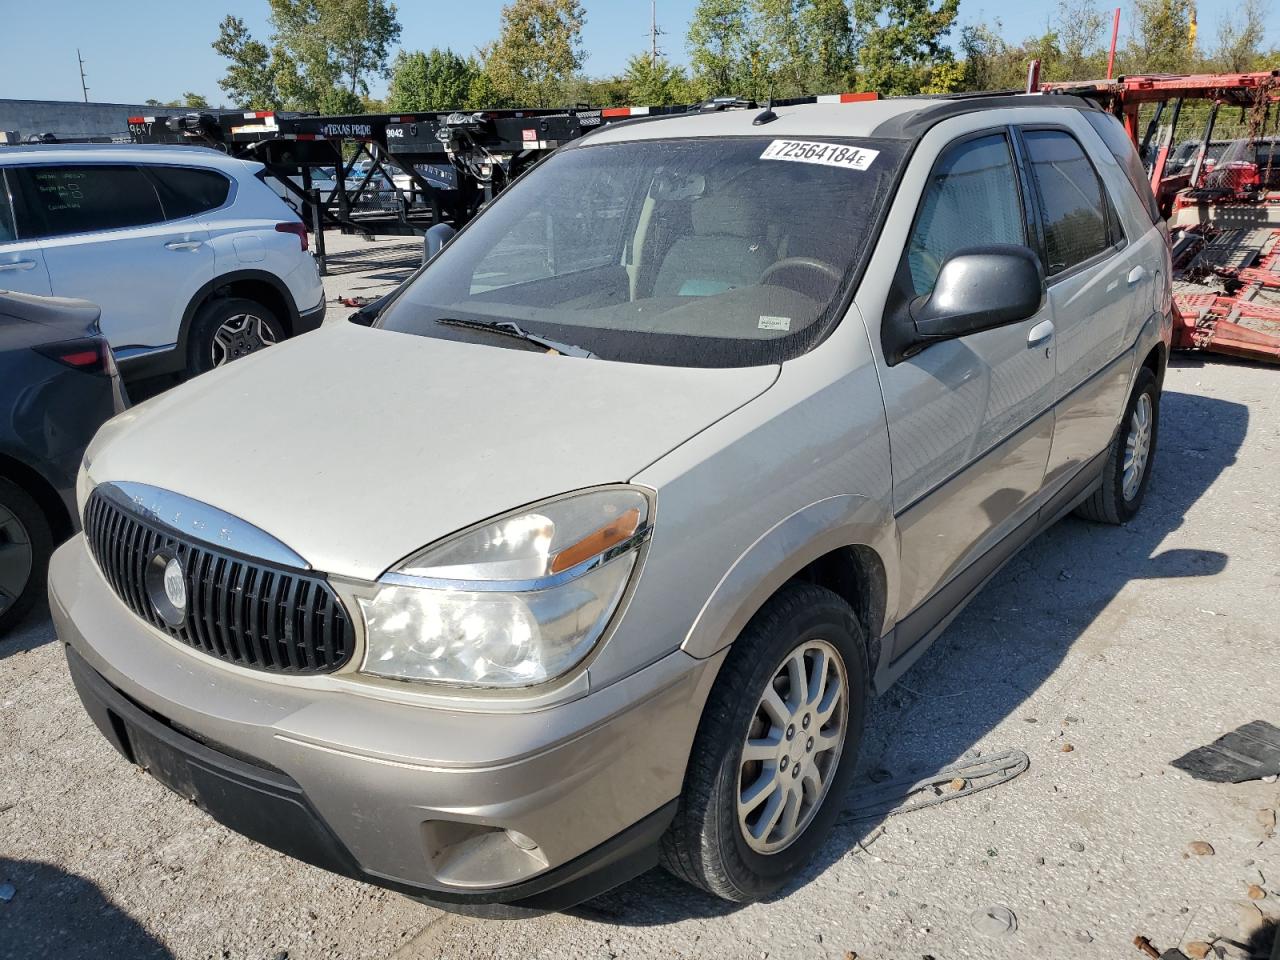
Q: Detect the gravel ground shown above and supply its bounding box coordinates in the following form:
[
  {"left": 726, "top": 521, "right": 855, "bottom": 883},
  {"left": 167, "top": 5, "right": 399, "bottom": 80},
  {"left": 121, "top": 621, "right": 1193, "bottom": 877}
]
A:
[{"left": 2, "top": 235, "right": 1278, "bottom": 959}]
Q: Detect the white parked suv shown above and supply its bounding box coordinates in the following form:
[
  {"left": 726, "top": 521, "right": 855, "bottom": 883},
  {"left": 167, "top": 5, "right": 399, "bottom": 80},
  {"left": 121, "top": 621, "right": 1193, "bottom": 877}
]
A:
[{"left": 0, "top": 144, "right": 325, "bottom": 378}]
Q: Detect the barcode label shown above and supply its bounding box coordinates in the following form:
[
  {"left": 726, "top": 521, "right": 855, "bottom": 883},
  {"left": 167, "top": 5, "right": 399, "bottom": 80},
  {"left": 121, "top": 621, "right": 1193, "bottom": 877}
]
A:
[{"left": 760, "top": 140, "right": 879, "bottom": 171}]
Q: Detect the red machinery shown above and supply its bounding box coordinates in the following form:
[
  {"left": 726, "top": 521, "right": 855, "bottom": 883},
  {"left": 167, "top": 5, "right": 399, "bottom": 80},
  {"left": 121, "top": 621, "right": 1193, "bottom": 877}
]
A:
[{"left": 1046, "top": 71, "right": 1280, "bottom": 364}]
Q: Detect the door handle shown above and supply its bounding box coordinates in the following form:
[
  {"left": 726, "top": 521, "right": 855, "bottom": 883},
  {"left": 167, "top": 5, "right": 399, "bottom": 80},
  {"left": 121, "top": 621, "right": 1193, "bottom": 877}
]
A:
[
  {"left": 1127, "top": 265, "right": 1148, "bottom": 284},
  {"left": 164, "top": 240, "right": 204, "bottom": 251},
  {"left": 0, "top": 259, "right": 37, "bottom": 272},
  {"left": 1027, "top": 319, "right": 1055, "bottom": 348}
]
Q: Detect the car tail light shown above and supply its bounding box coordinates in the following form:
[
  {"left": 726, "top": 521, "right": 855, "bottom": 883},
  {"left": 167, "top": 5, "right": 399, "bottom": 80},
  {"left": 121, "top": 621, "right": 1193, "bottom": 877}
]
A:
[
  {"left": 35, "top": 336, "right": 118, "bottom": 377},
  {"left": 275, "top": 221, "right": 309, "bottom": 252}
]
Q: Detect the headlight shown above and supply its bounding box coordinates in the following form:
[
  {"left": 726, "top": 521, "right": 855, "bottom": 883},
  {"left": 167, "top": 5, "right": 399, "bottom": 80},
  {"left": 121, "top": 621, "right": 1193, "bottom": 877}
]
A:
[{"left": 359, "top": 488, "right": 651, "bottom": 688}]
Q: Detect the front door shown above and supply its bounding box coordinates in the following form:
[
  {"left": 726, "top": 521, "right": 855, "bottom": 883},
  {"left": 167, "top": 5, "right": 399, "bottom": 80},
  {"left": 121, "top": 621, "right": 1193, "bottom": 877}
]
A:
[
  {"left": 0, "top": 173, "right": 52, "bottom": 297},
  {"left": 878, "top": 131, "right": 1057, "bottom": 647}
]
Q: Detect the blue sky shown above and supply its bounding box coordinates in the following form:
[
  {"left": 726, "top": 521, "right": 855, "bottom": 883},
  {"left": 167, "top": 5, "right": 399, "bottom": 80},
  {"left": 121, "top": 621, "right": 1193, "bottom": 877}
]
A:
[{"left": 0, "top": 0, "right": 1255, "bottom": 106}]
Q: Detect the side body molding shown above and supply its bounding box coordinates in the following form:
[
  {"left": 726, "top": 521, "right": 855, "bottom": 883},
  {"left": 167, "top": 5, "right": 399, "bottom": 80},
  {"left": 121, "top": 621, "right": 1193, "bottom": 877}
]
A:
[{"left": 680, "top": 494, "right": 895, "bottom": 663}]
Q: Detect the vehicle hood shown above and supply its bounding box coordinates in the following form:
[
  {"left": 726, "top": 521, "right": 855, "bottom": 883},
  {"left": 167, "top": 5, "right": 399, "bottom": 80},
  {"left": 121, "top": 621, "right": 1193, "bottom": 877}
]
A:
[{"left": 85, "top": 323, "right": 777, "bottom": 580}]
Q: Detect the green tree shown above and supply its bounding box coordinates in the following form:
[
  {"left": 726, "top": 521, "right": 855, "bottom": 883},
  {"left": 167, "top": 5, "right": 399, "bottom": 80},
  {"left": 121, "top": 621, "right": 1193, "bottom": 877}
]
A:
[
  {"left": 388, "top": 48, "right": 480, "bottom": 111},
  {"left": 1124, "top": 0, "right": 1196, "bottom": 74},
  {"left": 801, "top": 0, "right": 857, "bottom": 93},
  {"left": 756, "top": 0, "right": 809, "bottom": 96},
  {"left": 482, "top": 0, "right": 587, "bottom": 107},
  {"left": 852, "top": 0, "right": 960, "bottom": 96},
  {"left": 1212, "top": 0, "right": 1265, "bottom": 71},
  {"left": 182, "top": 92, "right": 210, "bottom": 108},
  {"left": 687, "top": 0, "right": 755, "bottom": 99},
  {"left": 1055, "top": 0, "right": 1106, "bottom": 79},
  {"left": 212, "top": 15, "right": 279, "bottom": 108},
  {"left": 624, "top": 54, "right": 691, "bottom": 104},
  {"left": 213, "top": 0, "right": 400, "bottom": 110},
  {"left": 959, "top": 21, "right": 1025, "bottom": 91}
]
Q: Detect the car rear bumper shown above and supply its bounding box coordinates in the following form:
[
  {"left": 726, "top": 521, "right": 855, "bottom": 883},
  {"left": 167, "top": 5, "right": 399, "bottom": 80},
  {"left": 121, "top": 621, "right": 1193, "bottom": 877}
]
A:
[
  {"left": 295, "top": 298, "right": 325, "bottom": 334},
  {"left": 50, "top": 536, "right": 721, "bottom": 912}
]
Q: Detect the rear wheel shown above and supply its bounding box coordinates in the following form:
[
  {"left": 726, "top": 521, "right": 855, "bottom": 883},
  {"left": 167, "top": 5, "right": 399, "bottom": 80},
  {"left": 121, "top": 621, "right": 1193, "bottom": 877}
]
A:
[
  {"left": 1076, "top": 367, "right": 1159, "bottom": 525},
  {"left": 186, "top": 297, "right": 285, "bottom": 376},
  {"left": 0, "top": 478, "right": 53, "bottom": 636},
  {"left": 660, "top": 582, "right": 868, "bottom": 902}
]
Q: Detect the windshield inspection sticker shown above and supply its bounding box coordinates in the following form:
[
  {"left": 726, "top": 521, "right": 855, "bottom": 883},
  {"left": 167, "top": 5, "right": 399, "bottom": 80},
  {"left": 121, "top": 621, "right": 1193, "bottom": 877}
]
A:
[
  {"left": 760, "top": 140, "right": 879, "bottom": 171},
  {"left": 759, "top": 315, "right": 792, "bottom": 331}
]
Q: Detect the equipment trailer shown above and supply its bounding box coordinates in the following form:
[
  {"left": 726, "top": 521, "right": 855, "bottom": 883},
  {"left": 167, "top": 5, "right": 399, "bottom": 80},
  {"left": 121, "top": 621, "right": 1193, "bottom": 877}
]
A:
[{"left": 1047, "top": 71, "right": 1280, "bottom": 364}]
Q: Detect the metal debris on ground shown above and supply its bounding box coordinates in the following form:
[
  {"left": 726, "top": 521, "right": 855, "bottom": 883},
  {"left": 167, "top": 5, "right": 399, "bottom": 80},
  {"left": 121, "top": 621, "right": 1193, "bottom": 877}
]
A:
[
  {"left": 1171, "top": 721, "right": 1280, "bottom": 783},
  {"left": 840, "top": 749, "right": 1028, "bottom": 822}
]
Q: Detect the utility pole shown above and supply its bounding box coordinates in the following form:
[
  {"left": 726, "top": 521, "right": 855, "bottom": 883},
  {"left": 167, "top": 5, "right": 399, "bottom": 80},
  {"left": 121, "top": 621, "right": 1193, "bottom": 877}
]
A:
[
  {"left": 649, "top": 0, "right": 665, "bottom": 68},
  {"left": 77, "top": 48, "right": 89, "bottom": 103}
]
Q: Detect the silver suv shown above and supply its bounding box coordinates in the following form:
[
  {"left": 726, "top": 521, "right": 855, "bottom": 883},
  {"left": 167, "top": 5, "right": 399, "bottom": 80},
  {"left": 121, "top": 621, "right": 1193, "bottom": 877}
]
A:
[{"left": 52, "top": 93, "right": 1171, "bottom": 913}]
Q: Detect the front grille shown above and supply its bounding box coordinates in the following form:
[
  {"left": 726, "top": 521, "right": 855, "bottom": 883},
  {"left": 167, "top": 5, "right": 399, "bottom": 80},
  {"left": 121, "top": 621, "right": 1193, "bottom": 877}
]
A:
[{"left": 84, "top": 489, "right": 354, "bottom": 674}]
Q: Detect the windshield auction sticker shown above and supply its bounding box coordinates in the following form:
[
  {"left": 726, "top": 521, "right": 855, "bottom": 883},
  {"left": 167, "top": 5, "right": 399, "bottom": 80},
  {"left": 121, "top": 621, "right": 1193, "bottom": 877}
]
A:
[{"left": 760, "top": 140, "right": 879, "bottom": 171}]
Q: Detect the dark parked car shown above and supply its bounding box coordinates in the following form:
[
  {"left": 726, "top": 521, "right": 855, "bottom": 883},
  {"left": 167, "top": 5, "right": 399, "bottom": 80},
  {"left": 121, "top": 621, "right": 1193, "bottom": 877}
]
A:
[{"left": 1, "top": 290, "right": 126, "bottom": 634}]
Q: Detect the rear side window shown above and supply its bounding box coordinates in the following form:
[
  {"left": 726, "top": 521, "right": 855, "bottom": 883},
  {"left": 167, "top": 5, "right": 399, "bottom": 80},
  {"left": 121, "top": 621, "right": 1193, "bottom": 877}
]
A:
[
  {"left": 1022, "top": 130, "right": 1111, "bottom": 276},
  {"left": 147, "top": 166, "right": 232, "bottom": 220},
  {"left": 11, "top": 164, "right": 164, "bottom": 239},
  {"left": 1083, "top": 111, "right": 1161, "bottom": 224},
  {"left": 906, "top": 133, "right": 1026, "bottom": 296}
]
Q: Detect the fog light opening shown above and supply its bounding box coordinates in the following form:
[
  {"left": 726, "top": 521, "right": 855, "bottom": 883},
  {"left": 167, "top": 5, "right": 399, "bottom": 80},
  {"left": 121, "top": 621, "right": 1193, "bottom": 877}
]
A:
[{"left": 506, "top": 829, "right": 539, "bottom": 852}]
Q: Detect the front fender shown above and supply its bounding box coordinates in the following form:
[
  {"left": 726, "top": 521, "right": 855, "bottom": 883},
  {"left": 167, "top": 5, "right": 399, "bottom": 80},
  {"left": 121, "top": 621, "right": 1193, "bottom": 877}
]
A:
[{"left": 680, "top": 494, "right": 897, "bottom": 661}]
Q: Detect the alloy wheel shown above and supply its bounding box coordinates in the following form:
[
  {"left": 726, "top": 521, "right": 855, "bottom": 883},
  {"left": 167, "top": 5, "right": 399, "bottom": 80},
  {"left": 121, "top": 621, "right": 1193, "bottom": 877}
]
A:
[
  {"left": 211, "top": 313, "right": 278, "bottom": 367},
  {"left": 737, "top": 639, "right": 848, "bottom": 854},
  {"left": 1122, "top": 392, "right": 1153, "bottom": 502},
  {"left": 0, "top": 503, "right": 32, "bottom": 617}
]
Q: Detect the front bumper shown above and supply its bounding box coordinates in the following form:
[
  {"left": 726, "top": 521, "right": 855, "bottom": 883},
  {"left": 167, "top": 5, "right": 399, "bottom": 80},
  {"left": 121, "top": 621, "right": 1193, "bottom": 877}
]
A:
[{"left": 50, "top": 536, "right": 722, "bottom": 912}]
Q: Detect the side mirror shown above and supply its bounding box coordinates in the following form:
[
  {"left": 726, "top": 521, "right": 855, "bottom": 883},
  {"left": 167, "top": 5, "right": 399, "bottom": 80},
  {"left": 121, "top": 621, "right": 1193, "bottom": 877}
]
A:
[
  {"left": 423, "top": 222, "right": 457, "bottom": 262},
  {"left": 910, "top": 245, "right": 1045, "bottom": 341}
]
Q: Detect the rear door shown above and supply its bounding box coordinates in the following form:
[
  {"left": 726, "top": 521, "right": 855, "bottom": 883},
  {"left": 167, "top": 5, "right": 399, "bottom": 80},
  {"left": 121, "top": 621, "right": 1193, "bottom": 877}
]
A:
[
  {"left": 0, "top": 170, "right": 52, "bottom": 297},
  {"left": 9, "top": 163, "right": 214, "bottom": 356},
  {"left": 1017, "top": 127, "right": 1138, "bottom": 485},
  {"left": 880, "top": 130, "right": 1056, "bottom": 634}
]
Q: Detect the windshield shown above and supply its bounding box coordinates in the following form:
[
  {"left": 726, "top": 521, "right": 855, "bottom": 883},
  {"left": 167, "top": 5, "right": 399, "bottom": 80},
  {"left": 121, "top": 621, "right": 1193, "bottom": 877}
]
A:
[{"left": 379, "top": 136, "right": 906, "bottom": 367}]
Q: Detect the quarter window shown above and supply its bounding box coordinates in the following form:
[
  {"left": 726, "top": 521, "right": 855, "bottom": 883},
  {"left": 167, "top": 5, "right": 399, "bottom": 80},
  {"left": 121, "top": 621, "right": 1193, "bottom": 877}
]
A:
[
  {"left": 147, "top": 166, "right": 231, "bottom": 220},
  {"left": 1083, "top": 111, "right": 1161, "bottom": 224},
  {"left": 12, "top": 164, "right": 165, "bottom": 239},
  {"left": 1023, "top": 130, "right": 1112, "bottom": 276},
  {"left": 906, "top": 134, "right": 1026, "bottom": 296}
]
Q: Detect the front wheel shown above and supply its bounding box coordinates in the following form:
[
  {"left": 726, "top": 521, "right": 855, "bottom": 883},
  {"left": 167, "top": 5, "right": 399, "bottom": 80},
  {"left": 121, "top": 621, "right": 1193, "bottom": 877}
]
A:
[
  {"left": 0, "top": 478, "right": 53, "bottom": 636},
  {"left": 1075, "top": 366, "right": 1159, "bottom": 525},
  {"left": 660, "top": 582, "right": 868, "bottom": 902},
  {"left": 186, "top": 297, "right": 285, "bottom": 376}
]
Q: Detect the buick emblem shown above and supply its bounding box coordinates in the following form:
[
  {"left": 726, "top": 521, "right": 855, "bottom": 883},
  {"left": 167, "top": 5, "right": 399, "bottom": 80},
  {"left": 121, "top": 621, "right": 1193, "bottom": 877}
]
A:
[
  {"left": 163, "top": 558, "right": 187, "bottom": 610},
  {"left": 146, "top": 553, "right": 188, "bottom": 627}
]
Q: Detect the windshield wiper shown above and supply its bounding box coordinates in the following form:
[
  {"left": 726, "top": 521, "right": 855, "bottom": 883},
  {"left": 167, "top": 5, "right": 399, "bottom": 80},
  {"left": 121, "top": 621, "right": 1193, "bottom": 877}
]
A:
[{"left": 435, "top": 317, "right": 597, "bottom": 359}]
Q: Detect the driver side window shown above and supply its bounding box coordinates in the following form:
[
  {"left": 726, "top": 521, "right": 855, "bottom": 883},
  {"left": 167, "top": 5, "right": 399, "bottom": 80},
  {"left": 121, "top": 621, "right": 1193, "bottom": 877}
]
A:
[{"left": 907, "top": 134, "right": 1026, "bottom": 297}]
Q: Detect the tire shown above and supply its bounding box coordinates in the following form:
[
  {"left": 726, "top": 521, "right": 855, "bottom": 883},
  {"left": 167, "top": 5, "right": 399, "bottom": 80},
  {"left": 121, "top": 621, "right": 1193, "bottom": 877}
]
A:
[
  {"left": 1075, "top": 367, "right": 1159, "bottom": 525},
  {"left": 660, "top": 582, "right": 869, "bottom": 903},
  {"left": 0, "top": 478, "right": 53, "bottom": 636},
  {"left": 186, "top": 297, "right": 285, "bottom": 376}
]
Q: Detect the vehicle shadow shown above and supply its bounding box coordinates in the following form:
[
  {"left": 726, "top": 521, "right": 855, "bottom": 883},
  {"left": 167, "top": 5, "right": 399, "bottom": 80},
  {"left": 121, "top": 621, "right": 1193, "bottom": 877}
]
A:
[
  {"left": 572, "top": 385, "right": 1247, "bottom": 926},
  {"left": 0, "top": 601, "right": 56, "bottom": 660},
  {"left": 0, "top": 859, "right": 174, "bottom": 960}
]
